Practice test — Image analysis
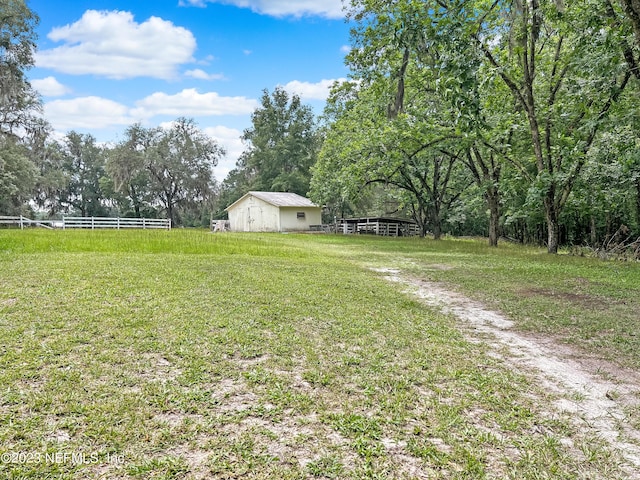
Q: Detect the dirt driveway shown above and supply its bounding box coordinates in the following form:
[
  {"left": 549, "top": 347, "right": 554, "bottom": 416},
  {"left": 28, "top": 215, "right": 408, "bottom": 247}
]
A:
[{"left": 374, "top": 267, "right": 640, "bottom": 478}]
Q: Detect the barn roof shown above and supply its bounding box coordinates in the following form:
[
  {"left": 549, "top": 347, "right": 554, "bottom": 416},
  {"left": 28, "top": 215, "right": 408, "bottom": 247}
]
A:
[{"left": 225, "top": 191, "right": 319, "bottom": 210}]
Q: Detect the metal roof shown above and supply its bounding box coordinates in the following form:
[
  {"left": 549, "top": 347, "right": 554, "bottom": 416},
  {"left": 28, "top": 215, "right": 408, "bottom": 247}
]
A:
[{"left": 226, "top": 191, "right": 319, "bottom": 210}]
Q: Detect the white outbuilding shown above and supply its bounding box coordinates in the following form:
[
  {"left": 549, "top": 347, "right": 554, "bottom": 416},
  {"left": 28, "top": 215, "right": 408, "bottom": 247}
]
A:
[{"left": 225, "top": 191, "right": 322, "bottom": 232}]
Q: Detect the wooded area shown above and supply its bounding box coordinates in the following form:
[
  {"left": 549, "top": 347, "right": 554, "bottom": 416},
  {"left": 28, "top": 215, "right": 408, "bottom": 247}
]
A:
[
  {"left": 311, "top": 0, "right": 640, "bottom": 253},
  {"left": 1, "top": 0, "right": 640, "bottom": 253}
]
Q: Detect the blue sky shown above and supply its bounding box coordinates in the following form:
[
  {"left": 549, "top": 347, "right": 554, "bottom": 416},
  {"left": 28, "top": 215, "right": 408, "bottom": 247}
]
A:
[{"left": 26, "top": 0, "right": 352, "bottom": 180}]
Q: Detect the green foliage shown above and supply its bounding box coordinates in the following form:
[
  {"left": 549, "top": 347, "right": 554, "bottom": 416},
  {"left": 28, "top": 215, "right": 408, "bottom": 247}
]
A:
[
  {"left": 219, "top": 87, "right": 320, "bottom": 212},
  {"left": 0, "top": 137, "right": 36, "bottom": 214},
  {"left": 0, "top": 0, "right": 45, "bottom": 215},
  {"left": 56, "top": 131, "right": 108, "bottom": 217},
  {"left": 105, "top": 124, "right": 154, "bottom": 218},
  {"left": 145, "top": 118, "right": 223, "bottom": 225},
  {"left": 322, "top": 0, "right": 640, "bottom": 251},
  {"left": 0, "top": 0, "right": 40, "bottom": 135}
]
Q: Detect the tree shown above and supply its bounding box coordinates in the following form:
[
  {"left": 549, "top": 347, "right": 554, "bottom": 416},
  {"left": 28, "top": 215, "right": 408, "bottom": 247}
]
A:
[
  {"left": 338, "top": 0, "right": 510, "bottom": 244},
  {"left": 0, "top": 0, "right": 42, "bottom": 214},
  {"left": 145, "top": 118, "right": 223, "bottom": 226},
  {"left": 466, "top": 0, "right": 633, "bottom": 252},
  {"left": 312, "top": 81, "right": 471, "bottom": 238},
  {"left": 106, "top": 123, "right": 155, "bottom": 217},
  {"left": 30, "top": 120, "right": 69, "bottom": 217},
  {"left": 235, "top": 87, "right": 320, "bottom": 196},
  {"left": 0, "top": 135, "right": 35, "bottom": 214},
  {"left": 0, "top": 0, "right": 39, "bottom": 136},
  {"left": 56, "top": 132, "right": 108, "bottom": 216},
  {"left": 343, "top": 0, "right": 636, "bottom": 252}
]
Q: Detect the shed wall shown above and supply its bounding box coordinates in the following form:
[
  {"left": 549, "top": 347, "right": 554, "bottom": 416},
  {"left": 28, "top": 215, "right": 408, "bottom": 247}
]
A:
[
  {"left": 279, "top": 207, "right": 322, "bottom": 231},
  {"left": 228, "top": 196, "right": 280, "bottom": 232}
]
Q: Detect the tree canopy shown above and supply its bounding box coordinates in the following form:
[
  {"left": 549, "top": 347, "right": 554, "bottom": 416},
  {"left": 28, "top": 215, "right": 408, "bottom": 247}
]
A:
[
  {"left": 311, "top": 0, "right": 640, "bottom": 252},
  {"left": 217, "top": 87, "right": 321, "bottom": 215}
]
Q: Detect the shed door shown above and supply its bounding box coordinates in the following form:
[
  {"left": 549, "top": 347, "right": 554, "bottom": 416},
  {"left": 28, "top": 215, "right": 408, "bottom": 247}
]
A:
[{"left": 247, "top": 207, "right": 255, "bottom": 231}]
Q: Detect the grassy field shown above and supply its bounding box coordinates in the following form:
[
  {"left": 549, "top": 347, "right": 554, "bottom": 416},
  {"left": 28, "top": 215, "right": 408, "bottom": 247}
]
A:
[{"left": 0, "top": 229, "right": 638, "bottom": 479}]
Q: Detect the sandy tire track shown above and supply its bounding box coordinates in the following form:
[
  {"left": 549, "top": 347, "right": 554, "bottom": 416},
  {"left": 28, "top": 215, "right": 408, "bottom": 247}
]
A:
[{"left": 374, "top": 267, "right": 640, "bottom": 477}]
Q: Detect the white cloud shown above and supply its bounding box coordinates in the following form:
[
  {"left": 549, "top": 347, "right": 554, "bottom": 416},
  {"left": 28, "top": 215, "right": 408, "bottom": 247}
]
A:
[
  {"left": 31, "top": 77, "right": 70, "bottom": 97},
  {"left": 340, "top": 45, "right": 351, "bottom": 53},
  {"left": 131, "top": 88, "right": 258, "bottom": 118},
  {"left": 181, "top": 0, "right": 345, "bottom": 18},
  {"left": 185, "top": 69, "right": 225, "bottom": 81},
  {"left": 41, "top": 88, "right": 257, "bottom": 138},
  {"left": 282, "top": 78, "right": 346, "bottom": 100},
  {"left": 44, "top": 96, "right": 135, "bottom": 130},
  {"left": 35, "top": 10, "right": 196, "bottom": 79}
]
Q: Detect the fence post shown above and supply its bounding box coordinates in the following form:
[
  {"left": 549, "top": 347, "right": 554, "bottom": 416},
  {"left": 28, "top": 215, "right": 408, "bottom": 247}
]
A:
[
  {"left": 142, "top": 218, "right": 146, "bottom": 229},
  {"left": 62, "top": 215, "right": 65, "bottom": 230},
  {"left": 117, "top": 217, "right": 120, "bottom": 230},
  {"left": 168, "top": 219, "right": 172, "bottom": 230},
  {"left": 91, "top": 216, "right": 94, "bottom": 230},
  {"left": 20, "top": 215, "right": 24, "bottom": 230}
]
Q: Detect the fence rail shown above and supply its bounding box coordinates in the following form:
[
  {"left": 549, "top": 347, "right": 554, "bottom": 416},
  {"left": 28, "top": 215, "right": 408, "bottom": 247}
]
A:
[
  {"left": 62, "top": 216, "right": 171, "bottom": 230},
  {"left": 0, "top": 216, "right": 55, "bottom": 229},
  {"left": 0, "top": 215, "right": 170, "bottom": 230}
]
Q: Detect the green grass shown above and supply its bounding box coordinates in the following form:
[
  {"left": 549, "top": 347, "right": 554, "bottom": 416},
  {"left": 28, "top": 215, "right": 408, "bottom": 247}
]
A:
[
  {"left": 0, "top": 229, "right": 637, "bottom": 479},
  {"left": 320, "top": 234, "right": 640, "bottom": 370}
]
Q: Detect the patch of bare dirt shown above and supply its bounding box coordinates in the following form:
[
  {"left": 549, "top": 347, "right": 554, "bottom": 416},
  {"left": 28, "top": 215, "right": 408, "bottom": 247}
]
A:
[
  {"left": 131, "top": 352, "right": 183, "bottom": 383},
  {"left": 169, "top": 444, "right": 211, "bottom": 479},
  {"left": 518, "top": 287, "right": 609, "bottom": 309},
  {"left": 372, "top": 267, "right": 640, "bottom": 478},
  {"left": 0, "top": 298, "right": 18, "bottom": 307}
]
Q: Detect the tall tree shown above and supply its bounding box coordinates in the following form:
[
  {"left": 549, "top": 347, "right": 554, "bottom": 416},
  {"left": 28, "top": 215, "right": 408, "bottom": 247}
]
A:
[
  {"left": 345, "top": 0, "right": 635, "bottom": 252},
  {"left": 467, "top": 0, "right": 632, "bottom": 252},
  {"left": 145, "top": 118, "right": 223, "bottom": 226},
  {"left": 106, "top": 123, "right": 155, "bottom": 217},
  {"left": 0, "top": 135, "right": 35, "bottom": 214},
  {"left": 57, "top": 132, "right": 107, "bottom": 217},
  {"left": 236, "top": 87, "right": 320, "bottom": 196},
  {"left": 0, "top": 0, "right": 42, "bottom": 214},
  {"left": 0, "top": 0, "right": 39, "bottom": 136},
  {"left": 312, "top": 82, "right": 471, "bottom": 238}
]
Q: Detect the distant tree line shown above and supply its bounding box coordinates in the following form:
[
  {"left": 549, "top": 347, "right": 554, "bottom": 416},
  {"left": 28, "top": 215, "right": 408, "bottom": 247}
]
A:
[
  {"left": 0, "top": 0, "right": 319, "bottom": 226},
  {"left": 3, "top": 0, "right": 640, "bottom": 253},
  {"left": 3, "top": 115, "right": 224, "bottom": 226}
]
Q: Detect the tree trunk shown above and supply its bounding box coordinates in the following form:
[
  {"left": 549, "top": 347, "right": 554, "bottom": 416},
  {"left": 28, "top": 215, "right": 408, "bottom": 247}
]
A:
[
  {"left": 545, "top": 202, "right": 560, "bottom": 254},
  {"left": 431, "top": 206, "right": 442, "bottom": 240},
  {"left": 166, "top": 202, "right": 175, "bottom": 227},
  {"left": 636, "top": 176, "right": 640, "bottom": 230},
  {"left": 486, "top": 190, "right": 500, "bottom": 247}
]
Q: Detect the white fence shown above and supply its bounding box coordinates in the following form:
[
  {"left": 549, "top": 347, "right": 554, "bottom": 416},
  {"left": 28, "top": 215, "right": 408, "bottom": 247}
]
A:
[
  {"left": 0, "top": 216, "right": 55, "bottom": 229},
  {"left": 61, "top": 216, "right": 171, "bottom": 230},
  {"left": 0, "top": 215, "right": 170, "bottom": 230}
]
